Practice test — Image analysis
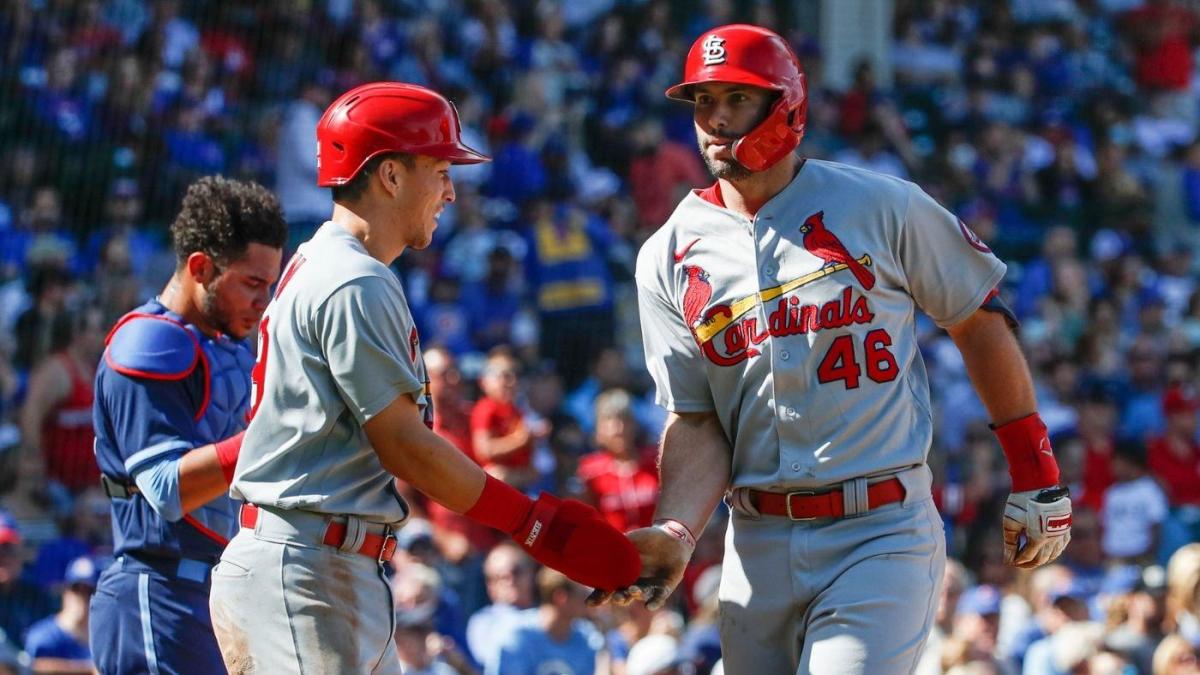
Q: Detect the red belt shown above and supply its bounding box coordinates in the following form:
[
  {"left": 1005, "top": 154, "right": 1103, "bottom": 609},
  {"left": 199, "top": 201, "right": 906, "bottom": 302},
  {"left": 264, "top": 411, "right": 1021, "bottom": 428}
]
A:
[
  {"left": 239, "top": 504, "right": 398, "bottom": 563},
  {"left": 747, "top": 478, "right": 906, "bottom": 520}
]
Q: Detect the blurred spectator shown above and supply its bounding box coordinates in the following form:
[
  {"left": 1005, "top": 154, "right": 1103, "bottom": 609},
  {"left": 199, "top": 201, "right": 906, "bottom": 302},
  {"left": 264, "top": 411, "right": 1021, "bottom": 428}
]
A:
[
  {"left": 1107, "top": 565, "right": 1168, "bottom": 675},
  {"left": 1018, "top": 573, "right": 1092, "bottom": 675},
  {"left": 1121, "top": 0, "right": 1199, "bottom": 122},
  {"left": 1152, "top": 634, "right": 1199, "bottom": 675},
  {"left": 13, "top": 263, "right": 73, "bottom": 374},
  {"left": 1048, "top": 621, "right": 1106, "bottom": 675},
  {"left": 1147, "top": 387, "right": 1200, "bottom": 513},
  {"left": 420, "top": 276, "right": 474, "bottom": 357},
  {"left": 0, "top": 514, "right": 52, "bottom": 645},
  {"left": 1166, "top": 544, "right": 1200, "bottom": 644},
  {"left": 392, "top": 552, "right": 472, "bottom": 662},
  {"left": 1058, "top": 509, "right": 1105, "bottom": 597},
  {"left": 1101, "top": 441, "right": 1168, "bottom": 564},
  {"left": 393, "top": 612, "right": 477, "bottom": 675},
  {"left": 917, "top": 560, "right": 970, "bottom": 675},
  {"left": 460, "top": 246, "right": 522, "bottom": 353},
  {"left": 28, "top": 488, "right": 110, "bottom": 591},
  {"left": 23, "top": 555, "right": 101, "bottom": 673},
  {"left": 275, "top": 79, "right": 333, "bottom": 240},
  {"left": 1075, "top": 385, "right": 1118, "bottom": 512},
  {"left": 466, "top": 542, "right": 536, "bottom": 672},
  {"left": 18, "top": 308, "right": 105, "bottom": 510},
  {"left": 470, "top": 348, "right": 542, "bottom": 491},
  {"left": 576, "top": 389, "right": 658, "bottom": 532},
  {"left": 625, "top": 634, "right": 686, "bottom": 675},
  {"left": 1117, "top": 337, "right": 1168, "bottom": 441},
  {"left": 627, "top": 117, "right": 709, "bottom": 232},
  {"left": 524, "top": 200, "right": 618, "bottom": 387},
  {"left": 947, "top": 585, "right": 1009, "bottom": 673},
  {"left": 678, "top": 564, "right": 722, "bottom": 674},
  {"left": 489, "top": 567, "right": 602, "bottom": 675}
]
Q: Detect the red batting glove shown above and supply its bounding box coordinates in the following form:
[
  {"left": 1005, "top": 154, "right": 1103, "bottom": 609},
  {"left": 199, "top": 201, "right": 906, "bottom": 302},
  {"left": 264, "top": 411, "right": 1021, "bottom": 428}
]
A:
[{"left": 465, "top": 475, "right": 641, "bottom": 590}]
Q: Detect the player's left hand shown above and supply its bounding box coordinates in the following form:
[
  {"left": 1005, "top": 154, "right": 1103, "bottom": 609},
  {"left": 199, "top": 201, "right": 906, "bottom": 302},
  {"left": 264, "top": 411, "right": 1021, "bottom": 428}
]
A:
[{"left": 1002, "top": 487, "right": 1072, "bottom": 569}]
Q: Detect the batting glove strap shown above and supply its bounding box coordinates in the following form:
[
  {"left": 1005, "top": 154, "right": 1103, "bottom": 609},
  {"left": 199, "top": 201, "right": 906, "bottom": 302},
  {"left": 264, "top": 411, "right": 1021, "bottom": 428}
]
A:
[
  {"left": 992, "top": 413, "right": 1061, "bottom": 493},
  {"left": 1002, "top": 489, "right": 1072, "bottom": 567}
]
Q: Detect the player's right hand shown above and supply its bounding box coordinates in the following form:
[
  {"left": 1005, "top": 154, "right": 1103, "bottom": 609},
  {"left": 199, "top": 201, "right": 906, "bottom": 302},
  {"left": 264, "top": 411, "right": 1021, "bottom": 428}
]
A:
[
  {"left": 1002, "top": 487, "right": 1072, "bottom": 569},
  {"left": 587, "top": 527, "right": 692, "bottom": 611}
]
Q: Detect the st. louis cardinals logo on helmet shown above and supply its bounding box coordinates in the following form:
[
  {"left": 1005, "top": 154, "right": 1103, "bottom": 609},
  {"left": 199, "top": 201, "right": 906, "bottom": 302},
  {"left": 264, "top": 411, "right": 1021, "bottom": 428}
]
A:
[{"left": 701, "top": 35, "right": 727, "bottom": 65}]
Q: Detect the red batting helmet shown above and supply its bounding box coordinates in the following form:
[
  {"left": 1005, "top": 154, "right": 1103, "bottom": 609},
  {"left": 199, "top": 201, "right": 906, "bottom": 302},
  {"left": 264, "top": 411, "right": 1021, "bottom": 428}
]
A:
[
  {"left": 316, "top": 82, "right": 490, "bottom": 187},
  {"left": 667, "top": 24, "right": 807, "bottom": 172}
]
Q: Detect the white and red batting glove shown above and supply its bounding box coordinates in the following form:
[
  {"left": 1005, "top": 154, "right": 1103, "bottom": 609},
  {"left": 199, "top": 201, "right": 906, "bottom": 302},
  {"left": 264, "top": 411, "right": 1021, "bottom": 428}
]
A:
[{"left": 993, "top": 413, "right": 1072, "bottom": 568}]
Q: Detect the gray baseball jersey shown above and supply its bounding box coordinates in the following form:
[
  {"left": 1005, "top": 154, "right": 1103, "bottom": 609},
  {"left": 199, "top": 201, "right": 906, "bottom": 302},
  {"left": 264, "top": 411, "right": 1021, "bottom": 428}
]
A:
[
  {"left": 637, "top": 159, "right": 1005, "bottom": 490},
  {"left": 231, "top": 222, "right": 427, "bottom": 525}
]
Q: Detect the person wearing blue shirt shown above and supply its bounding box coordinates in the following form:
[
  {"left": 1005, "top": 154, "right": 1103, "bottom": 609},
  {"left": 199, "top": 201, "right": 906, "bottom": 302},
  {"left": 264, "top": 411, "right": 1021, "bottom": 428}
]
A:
[
  {"left": 489, "top": 567, "right": 603, "bottom": 675},
  {"left": 24, "top": 556, "right": 103, "bottom": 673},
  {"left": 89, "top": 177, "right": 286, "bottom": 675}
]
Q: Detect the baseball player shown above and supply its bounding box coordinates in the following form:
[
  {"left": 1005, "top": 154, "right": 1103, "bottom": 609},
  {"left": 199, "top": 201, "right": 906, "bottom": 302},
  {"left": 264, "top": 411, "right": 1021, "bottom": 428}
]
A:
[
  {"left": 208, "top": 82, "right": 639, "bottom": 674},
  {"left": 90, "top": 176, "right": 288, "bottom": 675},
  {"left": 590, "top": 24, "right": 1074, "bottom": 674}
]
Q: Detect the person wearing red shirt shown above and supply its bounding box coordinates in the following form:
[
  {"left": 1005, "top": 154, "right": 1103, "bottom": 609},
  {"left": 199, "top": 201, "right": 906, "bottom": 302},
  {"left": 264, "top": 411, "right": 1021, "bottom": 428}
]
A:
[
  {"left": 576, "top": 389, "right": 659, "bottom": 532},
  {"left": 1147, "top": 386, "right": 1200, "bottom": 507},
  {"left": 427, "top": 346, "right": 475, "bottom": 459},
  {"left": 19, "top": 309, "right": 106, "bottom": 505},
  {"left": 470, "top": 348, "right": 542, "bottom": 490},
  {"left": 628, "top": 118, "right": 710, "bottom": 232},
  {"left": 1123, "top": 0, "right": 1200, "bottom": 92},
  {"left": 1077, "top": 387, "right": 1120, "bottom": 512},
  {"left": 422, "top": 346, "right": 501, "bottom": 553}
]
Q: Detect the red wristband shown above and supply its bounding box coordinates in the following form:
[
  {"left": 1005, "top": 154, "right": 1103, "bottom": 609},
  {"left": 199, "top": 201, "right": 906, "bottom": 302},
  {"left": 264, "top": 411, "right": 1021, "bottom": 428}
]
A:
[
  {"left": 214, "top": 431, "right": 245, "bottom": 485},
  {"left": 992, "top": 413, "right": 1060, "bottom": 492},
  {"left": 464, "top": 474, "right": 533, "bottom": 535}
]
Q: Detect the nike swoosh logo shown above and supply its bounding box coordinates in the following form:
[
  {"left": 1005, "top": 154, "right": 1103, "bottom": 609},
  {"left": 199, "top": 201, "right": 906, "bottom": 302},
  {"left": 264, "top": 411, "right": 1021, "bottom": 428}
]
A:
[
  {"left": 1039, "top": 438, "right": 1053, "bottom": 456},
  {"left": 673, "top": 238, "right": 701, "bottom": 263}
]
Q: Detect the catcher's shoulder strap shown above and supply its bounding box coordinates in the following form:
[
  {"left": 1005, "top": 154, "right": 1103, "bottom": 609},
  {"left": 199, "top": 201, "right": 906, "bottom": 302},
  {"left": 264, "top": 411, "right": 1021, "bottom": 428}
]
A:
[{"left": 104, "top": 312, "right": 201, "bottom": 381}]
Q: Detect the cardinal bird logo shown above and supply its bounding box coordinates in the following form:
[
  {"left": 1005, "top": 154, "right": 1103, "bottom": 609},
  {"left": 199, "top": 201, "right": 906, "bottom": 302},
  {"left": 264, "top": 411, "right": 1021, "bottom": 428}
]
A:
[
  {"left": 682, "top": 265, "right": 713, "bottom": 328},
  {"left": 799, "top": 211, "right": 876, "bottom": 291}
]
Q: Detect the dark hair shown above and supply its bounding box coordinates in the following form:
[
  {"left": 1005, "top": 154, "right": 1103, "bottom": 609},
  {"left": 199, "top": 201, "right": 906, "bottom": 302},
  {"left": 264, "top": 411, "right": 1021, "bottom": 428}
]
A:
[
  {"left": 331, "top": 152, "right": 415, "bottom": 203},
  {"left": 1113, "top": 440, "right": 1148, "bottom": 469},
  {"left": 169, "top": 176, "right": 288, "bottom": 267}
]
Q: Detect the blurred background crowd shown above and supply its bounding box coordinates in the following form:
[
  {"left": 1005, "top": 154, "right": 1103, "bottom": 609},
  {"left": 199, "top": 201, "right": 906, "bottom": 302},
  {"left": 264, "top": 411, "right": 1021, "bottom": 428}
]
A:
[{"left": 0, "top": 0, "right": 1199, "bottom": 673}]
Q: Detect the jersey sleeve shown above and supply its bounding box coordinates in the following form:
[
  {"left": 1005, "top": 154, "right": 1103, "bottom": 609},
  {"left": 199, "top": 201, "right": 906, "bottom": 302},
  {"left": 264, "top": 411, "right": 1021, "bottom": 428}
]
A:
[
  {"left": 896, "top": 184, "right": 1007, "bottom": 328},
  {"left": 317, "top": 276, "right": 423, "bottom": 425},
  {"left": 635, "top": 247, "right": 714, "bottom": 413},
  {"left": 98, "top": 372, "right": 198, "bottom": 475}
]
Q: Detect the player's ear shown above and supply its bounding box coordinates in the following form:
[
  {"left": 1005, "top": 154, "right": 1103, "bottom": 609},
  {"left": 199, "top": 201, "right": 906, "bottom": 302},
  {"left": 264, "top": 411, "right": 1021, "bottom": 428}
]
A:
[
  {"left": 186, "top": 251, "right": 218, "bottom": 284},
  {"left": 378, "top": 157, "right": 406, "bottom": 199}
]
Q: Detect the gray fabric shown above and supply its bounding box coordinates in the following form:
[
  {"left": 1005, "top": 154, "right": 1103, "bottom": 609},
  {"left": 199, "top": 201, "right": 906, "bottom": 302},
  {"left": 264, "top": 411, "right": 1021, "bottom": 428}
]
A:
[
  {"left": 717, "top": 496, "right": 946, "bottom": 674},
  {"left": 210, "top": 525, "right": 403, "bottom": 675},
  {"left": 232, "top": 222, "right": 423, "bottom": 525},
  {"left": 636, "top": 159, "right": 1006, "bottom": 490}
]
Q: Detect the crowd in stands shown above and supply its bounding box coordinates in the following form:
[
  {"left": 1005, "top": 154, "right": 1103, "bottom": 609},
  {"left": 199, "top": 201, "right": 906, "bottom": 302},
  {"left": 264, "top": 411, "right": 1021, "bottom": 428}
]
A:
[{"left": 0, "top": 0, "right": 1199, "bottom": 672}]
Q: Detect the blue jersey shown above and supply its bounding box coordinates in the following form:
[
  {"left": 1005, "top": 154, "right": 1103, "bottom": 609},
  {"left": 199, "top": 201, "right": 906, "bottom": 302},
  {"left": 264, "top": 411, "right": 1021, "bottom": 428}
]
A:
[
  {"left": 93, "top": 299, "right": 253, "bottom": 562},
  {"left": 24, "top": 616, "right": 91, "bottom": 662}
]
